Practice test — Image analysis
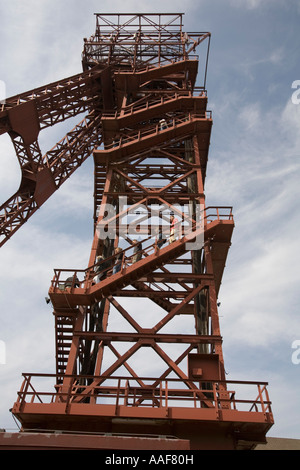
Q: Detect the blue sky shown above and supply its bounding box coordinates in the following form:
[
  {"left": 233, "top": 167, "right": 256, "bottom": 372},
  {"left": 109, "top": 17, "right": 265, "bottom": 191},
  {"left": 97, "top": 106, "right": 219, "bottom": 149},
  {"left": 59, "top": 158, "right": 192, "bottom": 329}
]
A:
[{"left": 0, "top": 0, "right": 300, "bottom": 441}]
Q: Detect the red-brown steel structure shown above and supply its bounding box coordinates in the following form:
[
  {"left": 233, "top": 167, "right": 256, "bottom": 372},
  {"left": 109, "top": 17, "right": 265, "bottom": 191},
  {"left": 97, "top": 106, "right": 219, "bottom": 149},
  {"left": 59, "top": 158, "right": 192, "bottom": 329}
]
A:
[{"left": 0, "top": 13, "right": 273, "bottom": 450}]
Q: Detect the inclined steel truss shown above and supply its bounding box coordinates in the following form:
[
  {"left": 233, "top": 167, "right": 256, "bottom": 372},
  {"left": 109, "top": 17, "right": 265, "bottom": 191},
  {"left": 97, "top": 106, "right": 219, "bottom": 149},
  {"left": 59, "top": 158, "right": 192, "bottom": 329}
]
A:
[
  {"left": 1, "top": 14, "right": 273, "bottom": 450},
  {"left": 0, "top": 67, "right": 105, "bottom": 246}
]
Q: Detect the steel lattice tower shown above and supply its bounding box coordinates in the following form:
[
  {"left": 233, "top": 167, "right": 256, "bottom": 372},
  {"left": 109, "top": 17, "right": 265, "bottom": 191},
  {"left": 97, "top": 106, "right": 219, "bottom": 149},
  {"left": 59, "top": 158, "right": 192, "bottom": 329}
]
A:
[{"left": 0, "top": 13, "right": 273, "bottom": 450}]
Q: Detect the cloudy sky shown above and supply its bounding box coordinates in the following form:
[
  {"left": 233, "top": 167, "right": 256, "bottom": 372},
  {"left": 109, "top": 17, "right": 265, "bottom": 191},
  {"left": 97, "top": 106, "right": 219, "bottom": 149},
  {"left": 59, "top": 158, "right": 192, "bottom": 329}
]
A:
[{"left": 0, "top": 0, "right": 300, "bottom": 441}]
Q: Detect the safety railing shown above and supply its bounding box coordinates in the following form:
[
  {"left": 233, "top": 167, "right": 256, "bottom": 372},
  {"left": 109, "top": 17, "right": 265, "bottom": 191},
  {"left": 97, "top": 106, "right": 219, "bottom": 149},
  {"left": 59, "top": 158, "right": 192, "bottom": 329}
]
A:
[
  {"left": 101, "top": 90, "right": 206, "bottom": 120},
  {"left": 204, "top": 206, "right": 234, "bottom": 223},
  {"left": 49, "top": 206, "right": 233, "bottom": 293},
  {"left": 84, "top": 47, "right": 200, "bottom": 74},
  {"left": 50, "top": 238, "right": 148, "bottom": 293},
  {"left": 15, "top": 373, "right": 273, "bottom": 420},
  {"left": 101, "top": 111, "right": 212, "bottom": 151},
  {"left": 115, "top": 55, "right": 201, "bottom": 73}
]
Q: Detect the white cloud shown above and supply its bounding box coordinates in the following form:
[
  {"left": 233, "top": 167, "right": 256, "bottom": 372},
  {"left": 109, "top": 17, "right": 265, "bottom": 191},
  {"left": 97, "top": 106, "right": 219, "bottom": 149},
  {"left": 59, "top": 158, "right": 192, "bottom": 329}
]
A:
[
  {"left": 206, "top": 83, "right": 300, "bottom": 360},
  {"left": 221, "top": 234, "right": 300, "bottom": 345},
  {"left": 229, "top": 0, "right": 285, "bottom": 10}
]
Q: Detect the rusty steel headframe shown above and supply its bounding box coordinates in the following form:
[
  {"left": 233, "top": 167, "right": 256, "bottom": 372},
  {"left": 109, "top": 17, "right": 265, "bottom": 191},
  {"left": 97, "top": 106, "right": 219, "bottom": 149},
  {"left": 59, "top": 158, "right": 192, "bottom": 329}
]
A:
[{"left": 1, "top": 13, "right": 273, "bottom": 450}]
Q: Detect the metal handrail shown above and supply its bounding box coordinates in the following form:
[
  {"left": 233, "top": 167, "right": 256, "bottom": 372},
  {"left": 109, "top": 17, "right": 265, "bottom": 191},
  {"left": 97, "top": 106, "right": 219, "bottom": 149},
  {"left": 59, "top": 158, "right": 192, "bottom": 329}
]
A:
[
  {"left": 102, "top": 111, "right": 212, "bottom": 151},
  {"left": 16, "top": 373, "right": 272, "bottom": 416},
  {"left": 50, "top": 206, "right": 233, "bottom": 292},
  {"left": 101, "top": 90, "right": 205, "bottom": 120}
]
